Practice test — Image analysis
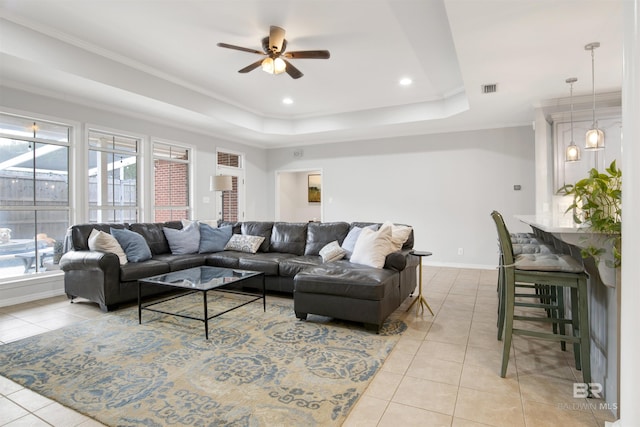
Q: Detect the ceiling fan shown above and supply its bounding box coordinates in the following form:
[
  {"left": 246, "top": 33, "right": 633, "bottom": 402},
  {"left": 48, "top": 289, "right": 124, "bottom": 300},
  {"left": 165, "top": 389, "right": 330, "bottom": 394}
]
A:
[{"left": 217, "top": 25, "right": 330, "bottom": 79}]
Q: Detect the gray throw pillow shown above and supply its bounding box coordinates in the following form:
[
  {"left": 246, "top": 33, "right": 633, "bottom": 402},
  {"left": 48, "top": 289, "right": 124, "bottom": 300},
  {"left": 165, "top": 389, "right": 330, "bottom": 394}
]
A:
[
  {"left": 199, "top": 224, "right": 232, "bottom": 253},
  {"left": 111, "top": 228, "right": 152, "bottom": 262},
  {"left": 163, "top": 222, "right": 200, "bottom": 254}
]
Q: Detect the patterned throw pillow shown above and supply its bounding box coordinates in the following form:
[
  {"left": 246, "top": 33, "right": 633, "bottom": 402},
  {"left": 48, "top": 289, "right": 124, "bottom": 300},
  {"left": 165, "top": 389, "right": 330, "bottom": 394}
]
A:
[
  {"left": 88, "top": 229, "right": 128, "bottom": 265},
  {"left": 319, "top": 241, "right": 346, "bottom": 263},
  {"left": 224, "top": 234, "right": 265, "bottom": 254}
]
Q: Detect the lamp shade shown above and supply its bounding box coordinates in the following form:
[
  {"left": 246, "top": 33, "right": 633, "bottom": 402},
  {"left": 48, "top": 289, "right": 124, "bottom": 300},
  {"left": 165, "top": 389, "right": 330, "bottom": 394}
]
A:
[{"left": 210, "top": 175, "right": 232, "bottom": 192}]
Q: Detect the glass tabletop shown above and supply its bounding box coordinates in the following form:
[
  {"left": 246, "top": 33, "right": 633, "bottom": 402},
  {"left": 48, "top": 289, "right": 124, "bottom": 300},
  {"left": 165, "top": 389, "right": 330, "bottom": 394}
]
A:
[{"left": 139, "top": 266, "right": 262, "bottom": 291}]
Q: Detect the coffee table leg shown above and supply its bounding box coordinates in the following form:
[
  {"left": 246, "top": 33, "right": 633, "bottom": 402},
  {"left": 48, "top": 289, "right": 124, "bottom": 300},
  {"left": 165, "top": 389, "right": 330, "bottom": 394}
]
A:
[
  {"left": 262, "top": 274, "right": 266, "bottom": 312},
  {"left": 138, "top": 282, "right": 142, "bottom": 324},
  {"left": 203, "top": 290, "right": 209, "bottom": 340}
]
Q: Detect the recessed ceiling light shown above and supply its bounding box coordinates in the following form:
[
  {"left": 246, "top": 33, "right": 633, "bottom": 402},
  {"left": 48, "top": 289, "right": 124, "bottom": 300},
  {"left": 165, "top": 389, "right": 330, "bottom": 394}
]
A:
[
  {"left": 282, "top": 97, "right": 294, "bottom": 105},
  {"left": 399, "top": 77, "right": 413, "bottom": 86}
]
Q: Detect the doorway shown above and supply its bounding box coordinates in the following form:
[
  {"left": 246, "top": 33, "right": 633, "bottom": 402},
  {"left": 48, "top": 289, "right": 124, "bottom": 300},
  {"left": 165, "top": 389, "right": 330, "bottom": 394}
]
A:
[{"left": 276, "top": 169, "right": 322, "bottom": 222}]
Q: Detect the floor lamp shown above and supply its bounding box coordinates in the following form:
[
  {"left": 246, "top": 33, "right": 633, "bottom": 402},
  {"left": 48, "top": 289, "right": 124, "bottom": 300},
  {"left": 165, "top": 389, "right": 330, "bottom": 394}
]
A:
[{"left": 211, "top": 175, "right": 233, "bottom": 221}]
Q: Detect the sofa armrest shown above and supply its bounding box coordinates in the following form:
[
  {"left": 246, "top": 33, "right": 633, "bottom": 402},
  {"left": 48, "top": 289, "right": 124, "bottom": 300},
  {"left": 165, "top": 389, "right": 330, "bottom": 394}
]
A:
[
  {"left": 59, "top": 250, "right": 120, "bottom": 272},
  {"left": 384, "top": 250, "right": 411, "bottom": 271}
]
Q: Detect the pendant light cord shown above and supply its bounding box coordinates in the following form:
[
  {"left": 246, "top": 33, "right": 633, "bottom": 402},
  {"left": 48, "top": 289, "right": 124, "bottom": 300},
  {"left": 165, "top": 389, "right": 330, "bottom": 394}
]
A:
[{"left": 591, "top": 47, "right": 596, "bottom": 128}]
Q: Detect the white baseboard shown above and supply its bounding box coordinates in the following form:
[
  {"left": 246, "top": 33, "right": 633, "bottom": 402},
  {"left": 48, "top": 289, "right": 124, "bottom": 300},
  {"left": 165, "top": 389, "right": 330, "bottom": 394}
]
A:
[
  {"left": 423, "top": 261, "right": 496, "bottom": 270},
  {"left": 0, "top": 272, "right": 65, "bottom": 307}
]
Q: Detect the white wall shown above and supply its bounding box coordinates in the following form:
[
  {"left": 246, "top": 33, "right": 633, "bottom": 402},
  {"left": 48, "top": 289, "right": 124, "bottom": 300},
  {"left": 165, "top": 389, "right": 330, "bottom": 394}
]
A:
[
  {"left": 267, "top": 126, "right": 536, "bottom": 268},
  {"left": 277, "top": 171, "right": 322, "bottom": 222}
]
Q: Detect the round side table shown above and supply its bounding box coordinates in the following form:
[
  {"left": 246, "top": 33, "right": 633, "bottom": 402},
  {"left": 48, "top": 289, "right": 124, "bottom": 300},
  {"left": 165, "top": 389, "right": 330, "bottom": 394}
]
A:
[{"left": 406, "top": 250, "right": 434, "bottom": 315}]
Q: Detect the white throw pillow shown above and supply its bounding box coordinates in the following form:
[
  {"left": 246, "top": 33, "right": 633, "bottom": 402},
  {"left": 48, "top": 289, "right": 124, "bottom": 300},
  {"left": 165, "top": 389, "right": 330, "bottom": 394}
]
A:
[
  {"left": 385, "top": 221, "right": 413, "bottom": 251},
  {"left": 350, "top": 224, "right": 395, "bottom": 268},
  {"left": 319, "top": 241, "right": 346, "bottom": 263},
  {"left": 88, "top": 229, "right": 128, "bottom": 265}
]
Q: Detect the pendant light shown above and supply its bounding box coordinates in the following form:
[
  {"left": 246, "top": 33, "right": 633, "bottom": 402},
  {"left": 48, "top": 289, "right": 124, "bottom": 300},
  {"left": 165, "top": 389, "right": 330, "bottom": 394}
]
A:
[
  {"left": 565, "top": 77, "right": 580, "bottom": 162},
  {"left": 584, "top": 42, "right": 605, "bottom": 150}
]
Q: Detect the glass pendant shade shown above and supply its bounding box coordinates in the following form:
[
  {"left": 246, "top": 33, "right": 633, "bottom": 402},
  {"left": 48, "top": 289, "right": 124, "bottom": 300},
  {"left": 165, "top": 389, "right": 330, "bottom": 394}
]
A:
[
  {"left": 585, "top": 128, "right": 605, "bottom": 150},
  {"left": 566, "top": 142, "right": 581, "bottom": 162},
  {"left": 585, "top": 42, "right": 605, "bottom": 150}
]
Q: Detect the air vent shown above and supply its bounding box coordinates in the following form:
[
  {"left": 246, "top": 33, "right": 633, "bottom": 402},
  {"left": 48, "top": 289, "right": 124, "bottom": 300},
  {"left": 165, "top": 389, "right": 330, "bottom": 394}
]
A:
[{"left": 482, "top": 83, "right": 498, "bottom": 94}]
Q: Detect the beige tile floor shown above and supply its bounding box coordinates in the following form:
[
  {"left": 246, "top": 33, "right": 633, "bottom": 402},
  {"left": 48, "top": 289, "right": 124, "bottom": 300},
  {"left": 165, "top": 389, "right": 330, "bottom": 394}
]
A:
[{"left": 0, "top": 267, "right": 617, "bottom": 427}]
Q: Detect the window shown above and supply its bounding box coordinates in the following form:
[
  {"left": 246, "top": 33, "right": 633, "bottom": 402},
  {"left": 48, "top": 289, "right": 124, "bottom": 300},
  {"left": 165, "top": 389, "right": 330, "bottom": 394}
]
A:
[
  {"left": 216, "top": 150, "right": 244, "bottom": 222},
  {"left": 87, "top": 130, "right": 140, "bottom": 223},
  {"left": 153, "top": 142, "right": 191, "bottom": 222},
  {"left": 0, "top": 113, "right": 71, "bottom": 278}
]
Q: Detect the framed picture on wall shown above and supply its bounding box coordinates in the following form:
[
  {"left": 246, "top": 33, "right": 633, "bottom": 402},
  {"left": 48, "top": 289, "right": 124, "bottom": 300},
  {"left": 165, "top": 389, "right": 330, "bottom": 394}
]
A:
[{"left": 308, "top": 174, "right": 321, "bottom": 203}]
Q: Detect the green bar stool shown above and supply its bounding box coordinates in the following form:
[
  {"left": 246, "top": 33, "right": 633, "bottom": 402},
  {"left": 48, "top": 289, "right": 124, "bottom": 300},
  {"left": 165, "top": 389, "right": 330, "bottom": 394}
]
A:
[{"left": 491, "top": 211, "right": 591, "bottom": 388}]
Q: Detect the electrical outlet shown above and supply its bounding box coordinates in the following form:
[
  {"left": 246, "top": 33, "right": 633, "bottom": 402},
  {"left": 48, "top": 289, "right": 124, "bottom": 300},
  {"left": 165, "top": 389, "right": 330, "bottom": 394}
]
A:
[{"left": 457, "top": 248, "right": 464, "bottom": 255}]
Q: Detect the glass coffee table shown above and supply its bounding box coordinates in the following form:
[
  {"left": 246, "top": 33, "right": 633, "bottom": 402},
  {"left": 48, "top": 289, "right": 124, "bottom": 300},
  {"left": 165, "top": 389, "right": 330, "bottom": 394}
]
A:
[{"left": 138, "top": 266, "right": 265, "bottom": 339}]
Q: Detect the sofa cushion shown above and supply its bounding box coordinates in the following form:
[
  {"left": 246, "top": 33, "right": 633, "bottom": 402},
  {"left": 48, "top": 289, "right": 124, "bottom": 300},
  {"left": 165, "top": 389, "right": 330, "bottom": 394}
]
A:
[
  {"left": 111, "top": 228, "right": 152, "bottom": 263},
  {"left": 294, "top": 261, "right": 397, "bottom": 301},
  {"left": 119, "top": 259, "right": 170, "bottom": 282},
  {"left": 199, "top": 224, "right": 232, "bottom": 253},
  {"left": 240, "top": 222, "right": 273, "bottom": 252},
  {"left": 270, "top": 222, "right": 308, "bottom": 255},
  {"left": 163, "top": 222, "right": 200, "bottom": 254},
  {"left": 218, "top": 221, "right": 242, "bottom": 235},
  {"left": 319, "top": 241, "right": 346, "bottom": 263},
  {"left": 152, "top": 253, "right": 207, "bottom": 272},
  {"left": 129, "top": 222, "right": 180, "bottom": 255},
  {"left": 279, "top": 256, "right": 323, "bottom": 277},
  {"left": 238, "top": 253, "right": 296, "bottom": 276},
  {"left": 205, "top": 251, "right": 244, "bottom": 268},
  {"left": 88, "top": 229, "right": 128, "bottom": 265},
  {"left": 224, "top": 234, "right": 265, "bottom": 254},
  {"left": 304, "top": 222, "right": 350, "bottom": 256},
  {"left": 350, "top": 223, "right": 395, "bottom": 269}
]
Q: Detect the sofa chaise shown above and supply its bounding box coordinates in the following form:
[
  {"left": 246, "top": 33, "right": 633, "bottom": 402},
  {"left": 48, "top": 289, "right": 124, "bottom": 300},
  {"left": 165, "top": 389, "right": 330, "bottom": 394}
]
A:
[{"left": 60, "top": 220, "right": 419, "bottom": 330}]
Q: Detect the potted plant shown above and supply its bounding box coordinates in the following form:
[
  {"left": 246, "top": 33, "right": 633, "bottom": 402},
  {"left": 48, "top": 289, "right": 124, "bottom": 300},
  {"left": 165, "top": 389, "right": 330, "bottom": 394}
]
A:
[{"left": 558, "top": 160, "right": 621, "bottom": 269}]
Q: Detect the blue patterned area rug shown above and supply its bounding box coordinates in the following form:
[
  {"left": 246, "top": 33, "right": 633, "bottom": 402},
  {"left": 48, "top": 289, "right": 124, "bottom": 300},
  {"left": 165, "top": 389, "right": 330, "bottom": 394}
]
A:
[{"left": 0, "top": 293, "right": 406, "bottom": 426}]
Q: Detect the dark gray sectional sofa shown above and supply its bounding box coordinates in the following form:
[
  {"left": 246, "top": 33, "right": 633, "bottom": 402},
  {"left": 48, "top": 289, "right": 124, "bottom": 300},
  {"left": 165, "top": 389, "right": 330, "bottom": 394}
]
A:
[{"left": 60, "top": 220, "right": 419, "bottom": 330}]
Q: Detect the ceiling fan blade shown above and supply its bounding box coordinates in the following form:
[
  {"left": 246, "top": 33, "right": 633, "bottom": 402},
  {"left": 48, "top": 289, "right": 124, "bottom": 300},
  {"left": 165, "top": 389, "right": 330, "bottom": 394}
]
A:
[
  {"left": 284, "top": 50, "right": 330, "bottom": 59},
  {"left": 282, "top": 59, "right": 303, "bottom": 79},
  {"left": 238, "top": 59, "right": 264, "bottom": 73},
  {"left": 217, "top": 42, "right": 263, "bottom": 55},
  {"left": 269, "top": 26, "right": 286, "bottom": 53}
]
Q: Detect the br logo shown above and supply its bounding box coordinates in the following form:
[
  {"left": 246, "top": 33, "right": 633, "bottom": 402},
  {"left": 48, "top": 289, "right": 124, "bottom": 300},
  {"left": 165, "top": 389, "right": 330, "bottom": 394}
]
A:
[{"left": 573, "top": 383, "right": 603, "bottom": 398}]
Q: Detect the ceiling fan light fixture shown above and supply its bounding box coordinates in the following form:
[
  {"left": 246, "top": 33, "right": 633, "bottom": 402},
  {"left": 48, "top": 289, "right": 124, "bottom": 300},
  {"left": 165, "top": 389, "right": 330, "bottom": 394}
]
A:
[{"left": 261, "top": 57, "right": 286, "bottom": 75}]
